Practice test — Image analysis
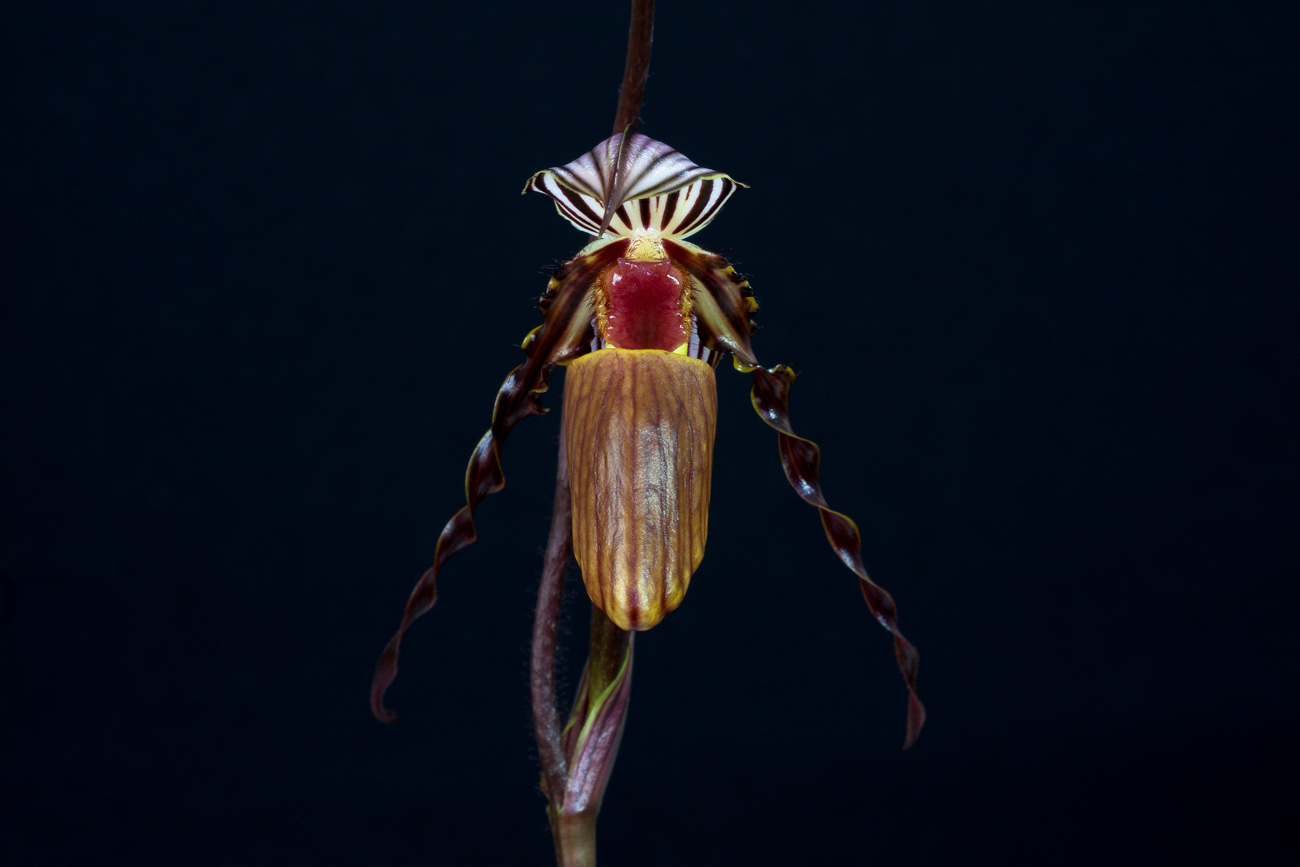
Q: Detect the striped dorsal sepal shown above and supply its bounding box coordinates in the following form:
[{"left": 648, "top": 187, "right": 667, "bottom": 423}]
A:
[{"left": 524, "top": 133, "right": 745, "bottom": 240}]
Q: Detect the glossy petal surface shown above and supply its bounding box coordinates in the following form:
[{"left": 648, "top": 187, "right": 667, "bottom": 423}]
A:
[
  {"left": 603, "top": 259, "right": 690, "bottom": 351},
  {"left": 751, "top": 364, "right": 926, "bottom": 748}
]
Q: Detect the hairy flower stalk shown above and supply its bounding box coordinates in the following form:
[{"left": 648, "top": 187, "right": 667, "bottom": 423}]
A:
[{"left": 547, "top": 608, "right": 632, "bottom": 867}]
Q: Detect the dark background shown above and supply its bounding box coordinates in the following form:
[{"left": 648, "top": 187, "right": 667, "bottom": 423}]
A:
[{"left": 3, "top": 1, "right": 1297, "bottom": 864}]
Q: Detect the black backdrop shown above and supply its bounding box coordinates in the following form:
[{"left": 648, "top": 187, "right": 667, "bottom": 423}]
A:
[{"left": 3, "top": 2, "right": 1297, "bottom": 864}]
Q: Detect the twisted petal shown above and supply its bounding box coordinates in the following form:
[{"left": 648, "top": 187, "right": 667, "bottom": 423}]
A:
[
  {"left": 662, "top": 238, "right": 925, "bottom": 746},
  {"left": 750, "top": 365, "right": 926, "bottom": 748},
  {"left": 525, "top": 133, "right": 743, "bottom": 240},
  {"left": 370, "top": 239, "right": 626, "bottom": 722}
]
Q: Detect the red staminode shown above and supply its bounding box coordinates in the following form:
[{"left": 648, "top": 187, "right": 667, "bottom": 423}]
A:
[{"left": 604, "top": 259, "right": 689, "bottom": 351}]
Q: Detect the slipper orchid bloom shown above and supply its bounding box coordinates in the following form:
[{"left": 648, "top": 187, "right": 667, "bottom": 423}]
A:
[{"left": 372, "top": 133, "right": 924, "bottom": 747}]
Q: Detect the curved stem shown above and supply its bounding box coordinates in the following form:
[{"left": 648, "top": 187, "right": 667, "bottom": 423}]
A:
[{"left": 532, "top": 414, "right": 572, "bottom": 805}]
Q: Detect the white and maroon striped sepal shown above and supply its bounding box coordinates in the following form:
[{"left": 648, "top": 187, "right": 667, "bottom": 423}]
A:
[{"left": 524, "top": 133, "right": 744, "bottom": 240}]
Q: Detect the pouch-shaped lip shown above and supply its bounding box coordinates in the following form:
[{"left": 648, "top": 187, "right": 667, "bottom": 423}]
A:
[{"left": 564, "top": 347, "right": 718, "bottom": 631}]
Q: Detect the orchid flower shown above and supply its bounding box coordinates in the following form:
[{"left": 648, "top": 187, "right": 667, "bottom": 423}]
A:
[{"left": 371, "top": 132, "right": 925, "bottom": 750}]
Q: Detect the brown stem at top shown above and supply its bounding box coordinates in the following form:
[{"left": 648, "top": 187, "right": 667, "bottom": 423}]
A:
[
  {"left": 598, "top": 0, "right": 656, "bottom": 238},
  {"left": 613, "top": 0, "right": 655, "bottom": 135}
]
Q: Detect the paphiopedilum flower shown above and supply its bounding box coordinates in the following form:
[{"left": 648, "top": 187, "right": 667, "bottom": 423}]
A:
[{"left": 372, "top": 133, "right": 924, "bottom": 747}]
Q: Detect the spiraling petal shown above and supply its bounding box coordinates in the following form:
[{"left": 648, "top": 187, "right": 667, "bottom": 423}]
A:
[
  {"left": 674, "top": 235, "right": 923, "bottom": 746},
  {"left": 369, "top": 239, "right": 628, "bottom": 722},
  {"left": 579, "top": 232, "right": 923, "bottom": 744},
  {"left": 525, "top": 133, "right": 744, "bottom": 240},
  {"left": 750, "top": 365, "right": 926, "bottom": 749}
]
